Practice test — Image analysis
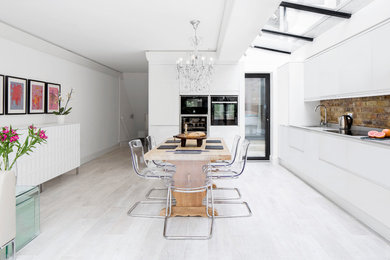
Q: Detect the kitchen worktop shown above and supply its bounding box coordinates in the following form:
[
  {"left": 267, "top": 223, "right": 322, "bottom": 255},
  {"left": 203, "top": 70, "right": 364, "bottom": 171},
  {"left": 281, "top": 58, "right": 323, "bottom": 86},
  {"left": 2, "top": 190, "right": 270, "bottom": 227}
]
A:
[{"left": 288, "top": 125, "right": 390, "bottom": 148}]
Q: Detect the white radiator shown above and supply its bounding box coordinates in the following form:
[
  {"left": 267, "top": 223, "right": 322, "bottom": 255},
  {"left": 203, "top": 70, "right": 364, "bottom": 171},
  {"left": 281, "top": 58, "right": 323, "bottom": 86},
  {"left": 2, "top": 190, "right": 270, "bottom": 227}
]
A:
[{"left": 17, "top": 123, "right": 80, "bottom": 186}]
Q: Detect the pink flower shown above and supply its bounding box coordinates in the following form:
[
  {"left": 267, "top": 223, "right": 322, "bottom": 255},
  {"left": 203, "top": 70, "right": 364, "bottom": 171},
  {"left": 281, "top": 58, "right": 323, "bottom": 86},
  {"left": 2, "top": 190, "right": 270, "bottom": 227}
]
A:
[
  {"left": 2, "top": 126, "right": 9, "bottom": 134},
  {"left": 29, "top": 125, "right": 36, "bottom": 130},
  {"left": 1, "top": 134, "right": 7, "bottom": 141},
  {"left": 39, "top": 130, "right": 48, "bottom": 140},
  {"left": 11, "top": 130, "right": 16, "bottom": 135}
]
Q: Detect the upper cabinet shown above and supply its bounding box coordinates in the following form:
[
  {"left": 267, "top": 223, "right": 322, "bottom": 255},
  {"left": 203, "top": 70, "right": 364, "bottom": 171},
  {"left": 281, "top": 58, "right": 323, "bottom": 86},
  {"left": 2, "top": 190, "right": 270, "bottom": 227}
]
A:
[
  {"left": 304, "top": 22, "right": 390, "bottom": 101},
  {"left": 149, "top": 64, "right": 180, "bottom": 126},
  {"left": 372, "top": 22, "right": 390, "bottom": 93}
]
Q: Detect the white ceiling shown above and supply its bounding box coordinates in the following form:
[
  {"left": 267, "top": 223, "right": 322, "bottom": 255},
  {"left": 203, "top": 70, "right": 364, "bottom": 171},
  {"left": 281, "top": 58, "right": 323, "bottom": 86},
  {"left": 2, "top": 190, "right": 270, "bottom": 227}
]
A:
[{"left": 0, "top": 0, "right": 281, "bottom": 73}]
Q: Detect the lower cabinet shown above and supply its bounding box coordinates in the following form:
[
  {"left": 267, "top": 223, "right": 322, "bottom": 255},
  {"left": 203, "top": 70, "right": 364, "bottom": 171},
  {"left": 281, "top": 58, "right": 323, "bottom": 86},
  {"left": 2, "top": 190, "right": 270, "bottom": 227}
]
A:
[{"left": 279, "top": 125, "right": 390, "bottom": 241}]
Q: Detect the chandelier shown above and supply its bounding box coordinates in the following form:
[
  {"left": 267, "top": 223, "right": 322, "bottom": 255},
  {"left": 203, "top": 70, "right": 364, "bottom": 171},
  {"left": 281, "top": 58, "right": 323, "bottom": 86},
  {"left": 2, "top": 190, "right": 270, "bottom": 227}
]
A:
[{"left": 177, "top": 20, "right": 214, "bottom": 93}]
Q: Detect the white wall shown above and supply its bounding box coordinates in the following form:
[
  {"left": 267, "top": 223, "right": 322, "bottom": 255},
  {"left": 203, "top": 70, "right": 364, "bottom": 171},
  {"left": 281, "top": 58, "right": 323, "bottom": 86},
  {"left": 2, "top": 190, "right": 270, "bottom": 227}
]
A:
[
  {"left": 120, "top": 73, "right": 148, "bottom": 143},
  {"left": 243, "top": 48, "right": 290, "bottom": 161},
  {"left": 0, "top": 35, "right": 120, "bottom": 164}
]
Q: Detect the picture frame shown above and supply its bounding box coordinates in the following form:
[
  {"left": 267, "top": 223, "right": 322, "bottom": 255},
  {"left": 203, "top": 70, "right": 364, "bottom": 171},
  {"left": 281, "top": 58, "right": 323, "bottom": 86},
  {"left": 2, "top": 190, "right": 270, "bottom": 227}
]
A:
[
  {"left": 45, "top": 83, "right": 61, "bottom": 113},
  {"left": 0, "top": 75, "right": 4, "bottom": 115},
  {"left": 28, "top": 79, "right": 46, "bottom": 114},
  {"left": 5, "top": 76, "right": 27, "bottom": 115}
]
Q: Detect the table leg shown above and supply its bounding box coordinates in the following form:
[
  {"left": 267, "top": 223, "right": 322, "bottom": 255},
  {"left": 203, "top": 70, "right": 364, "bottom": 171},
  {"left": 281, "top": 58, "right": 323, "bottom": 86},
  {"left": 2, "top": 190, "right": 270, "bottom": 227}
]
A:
[{"left": 159, "top": 160, "right": 217, "bottom": 217}]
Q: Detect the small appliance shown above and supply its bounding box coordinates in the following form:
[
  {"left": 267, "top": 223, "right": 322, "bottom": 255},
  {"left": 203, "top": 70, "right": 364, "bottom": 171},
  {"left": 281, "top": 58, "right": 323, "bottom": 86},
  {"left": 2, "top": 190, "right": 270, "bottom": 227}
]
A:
[{"left": 338, "top": 115, "right": 353, "bottom": 130}]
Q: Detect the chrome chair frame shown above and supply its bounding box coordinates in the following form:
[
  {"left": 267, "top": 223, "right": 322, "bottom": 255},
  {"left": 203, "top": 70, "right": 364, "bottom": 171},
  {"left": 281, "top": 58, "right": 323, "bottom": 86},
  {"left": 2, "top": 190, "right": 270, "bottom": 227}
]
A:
[
  {"left": 163, "top": 182, "right": 215, "bottom": 240},
  {"left": 205, "top": 140, "right": 252, "bottom": 218},
  {"left": 127, "top": 139, "right": 173, "bottom": 218},
  {"left": 0, "top": 239, "right": 16, "bottom": 260},
  {"left": 208, "top": 135, "right": 242, "bottom": 201},
  {"left": 145, "top": 136, "right": 175, "bottom": 201},
  {"left": 145, "top": 135, "right": 175, "bottom": 169}
]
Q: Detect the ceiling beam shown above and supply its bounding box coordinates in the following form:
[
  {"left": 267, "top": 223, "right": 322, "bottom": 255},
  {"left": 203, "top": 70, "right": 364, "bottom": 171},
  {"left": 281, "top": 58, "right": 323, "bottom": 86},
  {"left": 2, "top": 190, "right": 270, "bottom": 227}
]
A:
[
  {"left": 280, "top": 1, "right": 352, "bottom": 19},
  {"left": 261, "top": 29, "right": 314, "bottom": 41},
  {"left": 252, "top": 45, "right": 291, "bottom": 55}
]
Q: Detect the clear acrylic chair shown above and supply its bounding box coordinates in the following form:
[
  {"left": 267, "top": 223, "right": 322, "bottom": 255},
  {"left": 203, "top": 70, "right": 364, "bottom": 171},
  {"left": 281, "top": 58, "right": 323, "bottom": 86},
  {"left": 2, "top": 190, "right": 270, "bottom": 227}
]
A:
[
  {"left": 163, "top": 162, "right": 215, "bottom": 240},
  {"left": 144, "top": 135, "right": 175, "bottom": 200},
  {"left": 205, "top": 139, "right": 252, "bottom": 218},
  {"left": 208, "top": 135, "right": 242, "bottom": 201},
  {"left": 127, "top": 139, "right": 174, "bottom": 218}
]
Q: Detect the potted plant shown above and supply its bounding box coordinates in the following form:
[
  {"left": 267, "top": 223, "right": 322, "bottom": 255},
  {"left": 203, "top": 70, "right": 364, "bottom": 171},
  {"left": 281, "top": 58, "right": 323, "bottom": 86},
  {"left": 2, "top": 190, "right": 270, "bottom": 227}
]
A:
[
  {"left": 54, "top": 88, "right": 74, "bottom": 124},
  {"left": 0, "top": 125, "right": 47, "bottom": 255}
]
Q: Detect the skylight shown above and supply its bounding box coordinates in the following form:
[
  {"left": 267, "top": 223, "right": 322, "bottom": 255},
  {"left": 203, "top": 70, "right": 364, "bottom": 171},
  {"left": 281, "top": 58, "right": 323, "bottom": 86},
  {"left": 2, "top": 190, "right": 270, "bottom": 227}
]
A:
[{"left": 252, "top": 0, "right": 374, "bottom": 54}]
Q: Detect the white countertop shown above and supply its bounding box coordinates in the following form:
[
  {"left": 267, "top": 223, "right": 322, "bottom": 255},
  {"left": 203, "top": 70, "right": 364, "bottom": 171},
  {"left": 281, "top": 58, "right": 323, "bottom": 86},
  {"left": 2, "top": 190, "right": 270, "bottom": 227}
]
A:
[{"left": 287, "top": 125, "right": 390, "bottom": 148}]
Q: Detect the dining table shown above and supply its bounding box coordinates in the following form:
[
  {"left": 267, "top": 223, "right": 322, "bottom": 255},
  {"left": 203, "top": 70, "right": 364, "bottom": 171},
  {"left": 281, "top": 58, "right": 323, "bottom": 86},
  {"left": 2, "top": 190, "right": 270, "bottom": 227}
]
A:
[{"left": 144, "top": 137, "right": 231, "bottom": 217}]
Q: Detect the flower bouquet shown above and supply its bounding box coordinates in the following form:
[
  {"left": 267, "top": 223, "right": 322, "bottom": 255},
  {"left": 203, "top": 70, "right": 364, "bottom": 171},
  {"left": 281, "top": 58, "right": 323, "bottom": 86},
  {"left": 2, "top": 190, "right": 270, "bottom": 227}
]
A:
[
  {"left": 0, "top": 125, "right": 47, "bottom": 251},
  {"left": 0, "top": 125, "right": 48, "bottom": 171}
]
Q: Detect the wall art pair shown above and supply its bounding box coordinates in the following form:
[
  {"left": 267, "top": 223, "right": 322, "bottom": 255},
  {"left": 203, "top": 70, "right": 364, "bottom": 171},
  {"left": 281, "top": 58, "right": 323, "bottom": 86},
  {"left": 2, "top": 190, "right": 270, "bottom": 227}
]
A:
[{"left": 0, "top": 75, "right": 60, "bottom": 115}]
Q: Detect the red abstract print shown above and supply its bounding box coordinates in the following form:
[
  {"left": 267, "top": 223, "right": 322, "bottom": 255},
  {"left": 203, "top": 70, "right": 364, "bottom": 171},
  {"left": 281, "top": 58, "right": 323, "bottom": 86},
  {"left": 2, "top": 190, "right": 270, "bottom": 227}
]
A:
[
  {"left": 49, "top": 87, "right": 59, "bottom": 110},
  {"left": 31, "top": 84, "right": 43, "bottom": 110},
  {"left": 10, "top": 82, "right": 24, "bottom": 110}
]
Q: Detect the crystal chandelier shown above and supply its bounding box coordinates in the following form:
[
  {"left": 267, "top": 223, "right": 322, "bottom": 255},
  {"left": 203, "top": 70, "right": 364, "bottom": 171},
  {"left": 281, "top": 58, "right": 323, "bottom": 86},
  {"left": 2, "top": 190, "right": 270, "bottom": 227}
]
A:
[{"left": 177, "top": 20, "right": 214, "bottom": 93}]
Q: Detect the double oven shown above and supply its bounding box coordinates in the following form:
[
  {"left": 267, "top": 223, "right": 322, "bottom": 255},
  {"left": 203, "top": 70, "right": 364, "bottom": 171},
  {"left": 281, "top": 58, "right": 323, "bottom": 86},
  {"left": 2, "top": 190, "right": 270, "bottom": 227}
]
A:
[
  {"left": 180, "top": 96, "right": 209, "bottom": 135},
  {"left": 180, "top": 95, "right": 238, "bottom": 135}
]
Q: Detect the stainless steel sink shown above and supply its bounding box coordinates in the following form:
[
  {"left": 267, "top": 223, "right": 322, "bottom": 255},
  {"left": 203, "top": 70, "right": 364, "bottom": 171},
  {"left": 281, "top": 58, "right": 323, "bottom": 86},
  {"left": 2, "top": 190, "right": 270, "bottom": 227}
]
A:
[
  {"left": 323, "top": 129, "right": 367, "bottom": 136},
  {"left": 324, "top": 129, "right": 339, "bottom": 133}
]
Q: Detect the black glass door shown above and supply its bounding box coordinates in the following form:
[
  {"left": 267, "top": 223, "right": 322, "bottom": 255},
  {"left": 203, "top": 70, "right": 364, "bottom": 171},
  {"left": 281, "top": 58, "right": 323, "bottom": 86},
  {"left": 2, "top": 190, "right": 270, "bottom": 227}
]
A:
[{"left": 245, "top": 74, "right": 270, "bottom": 160}]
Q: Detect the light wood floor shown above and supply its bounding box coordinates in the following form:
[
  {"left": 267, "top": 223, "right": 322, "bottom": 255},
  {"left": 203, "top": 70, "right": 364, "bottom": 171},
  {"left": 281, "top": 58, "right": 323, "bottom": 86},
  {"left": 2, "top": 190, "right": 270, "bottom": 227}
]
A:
[{"left": 17, "top": 148, "right": 390, "bottom": 260}]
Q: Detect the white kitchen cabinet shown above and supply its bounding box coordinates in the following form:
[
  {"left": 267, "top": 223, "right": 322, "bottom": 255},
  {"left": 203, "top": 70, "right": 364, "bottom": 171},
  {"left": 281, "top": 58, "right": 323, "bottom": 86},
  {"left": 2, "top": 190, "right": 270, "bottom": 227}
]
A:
[
  {"left": 149, "top": 125, "right": 179, "bottom": 145},
  {"left": 148, "top": 64, "right": 180, "bottom": 126},
  {"left": 278, "top": 62, "right": 318, "bottom": 126},
  {"left": 179, "top": 64, "right": 243, "bottom": 95},
  {"left": 279, "top": 125, "right": 390, "bottom": 240},
  {"left": 304, "top": 51, "right": 340, "bottom": 100},
  {"left": 210, "top": 64, "right": 242, "bottom": 95},
  {"left": 372, "top": 22, "right": 390, "bottom": 93},
  {"left": 304, "top": 22, "right": 390, "bottom": 100},
  {"left": 209, "top": 126, "right": 240, "bottom": 150},
  {"left": 337, "top": 34, "right": 372, "bottom": 95}
]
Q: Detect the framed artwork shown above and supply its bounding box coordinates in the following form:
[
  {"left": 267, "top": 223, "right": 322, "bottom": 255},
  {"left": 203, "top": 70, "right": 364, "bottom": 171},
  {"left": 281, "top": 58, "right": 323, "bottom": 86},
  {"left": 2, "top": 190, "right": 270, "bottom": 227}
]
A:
[
  {"left": 46, "top": 83, "right": 61, "bottom": 113},
  {"left": 0, "top": 75, "right": 4, "bottom": 115},
  {"left": 5, "top": 76, "right": 27, "bottom": 115},
  {"left": 28, "top": 80, "right": 46, "bottom": 114}
]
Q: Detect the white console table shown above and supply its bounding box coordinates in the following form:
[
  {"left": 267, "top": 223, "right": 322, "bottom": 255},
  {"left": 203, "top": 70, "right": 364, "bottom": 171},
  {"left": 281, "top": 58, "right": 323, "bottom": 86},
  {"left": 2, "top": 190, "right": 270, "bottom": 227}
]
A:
[{"left": 16, "top": 123, "right": 80, "bottom": 186}]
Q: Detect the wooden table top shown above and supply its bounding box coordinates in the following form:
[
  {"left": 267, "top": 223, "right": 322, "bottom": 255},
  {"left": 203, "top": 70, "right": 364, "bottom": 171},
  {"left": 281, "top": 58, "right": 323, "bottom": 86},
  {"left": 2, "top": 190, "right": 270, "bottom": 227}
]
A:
[{"left": 144, "top": 138, "right": 231, "bottom": 161}]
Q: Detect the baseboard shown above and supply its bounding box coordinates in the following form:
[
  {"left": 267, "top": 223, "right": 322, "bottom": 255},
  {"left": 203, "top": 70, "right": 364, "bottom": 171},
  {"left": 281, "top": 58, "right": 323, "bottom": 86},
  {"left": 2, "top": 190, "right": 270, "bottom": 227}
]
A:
[
  {"left": 120, "top": 140, "right": 130, "bottom": 147},
  {"left": 81, "top": 143, "right": 120, "bottom": 165},
  {"left": 278, "top": 158, "right": 390, "bottom": 242}
]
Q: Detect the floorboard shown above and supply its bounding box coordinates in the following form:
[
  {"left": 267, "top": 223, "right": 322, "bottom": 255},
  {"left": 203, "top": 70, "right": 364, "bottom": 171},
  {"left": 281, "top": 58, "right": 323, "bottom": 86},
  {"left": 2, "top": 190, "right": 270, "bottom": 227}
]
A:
[{"left": 17, "top": 148, "right": 390, "bottom": 260}]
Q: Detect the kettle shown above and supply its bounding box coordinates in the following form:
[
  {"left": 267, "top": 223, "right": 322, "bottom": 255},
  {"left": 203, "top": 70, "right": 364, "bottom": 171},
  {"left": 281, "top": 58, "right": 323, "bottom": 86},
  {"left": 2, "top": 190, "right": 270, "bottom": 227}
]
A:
[{"left": 338, "top": 115, "right": 353, "bottom": 130}]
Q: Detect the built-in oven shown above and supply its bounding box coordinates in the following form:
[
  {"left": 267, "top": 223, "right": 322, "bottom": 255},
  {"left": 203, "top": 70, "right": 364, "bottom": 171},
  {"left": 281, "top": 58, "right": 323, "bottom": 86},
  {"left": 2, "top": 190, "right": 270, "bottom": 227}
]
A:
[
  {"left": 211, "top": 96, "right": 238, "bottom": 125},
  {"left": 181, "top": 96, "right": 209, "bottom": 115},
  {"left": 181, "top": 116, "right": 208, "bottom": 135}
]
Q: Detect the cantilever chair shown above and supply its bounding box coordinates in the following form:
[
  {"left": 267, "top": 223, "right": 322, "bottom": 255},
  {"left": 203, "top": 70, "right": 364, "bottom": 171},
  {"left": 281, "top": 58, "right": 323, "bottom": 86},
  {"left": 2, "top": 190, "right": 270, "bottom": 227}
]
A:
[
  {"left": 208, "top": 135, "right": 242, "bottom": 200},
  {"left": 144, "top": 135, "right": 175, "bottom": 200},
  {"left": 127, "top": 139, "right": 174, "bottom": 218},
  {"left": 145, "top": 136, "right": 172, "bottom": 167},
  {"left": 205, "top": 139, "right": 252, "bottom": 218},
  {"left": 163, "top": 167, "right": 215, "bottom": 240}
]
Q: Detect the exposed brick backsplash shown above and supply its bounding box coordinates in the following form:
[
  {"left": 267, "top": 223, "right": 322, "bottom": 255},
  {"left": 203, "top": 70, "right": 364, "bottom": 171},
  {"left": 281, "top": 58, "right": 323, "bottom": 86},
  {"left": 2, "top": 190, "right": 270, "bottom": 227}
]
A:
[{"left": 320, "top": 95, "right": 390, "bottom": 129}]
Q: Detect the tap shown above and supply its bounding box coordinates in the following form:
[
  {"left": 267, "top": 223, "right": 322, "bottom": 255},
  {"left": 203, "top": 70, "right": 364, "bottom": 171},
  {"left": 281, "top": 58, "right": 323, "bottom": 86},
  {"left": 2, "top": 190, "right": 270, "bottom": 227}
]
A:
[{"left": 315, "top": 104, "right": 328, "bottom": 127}]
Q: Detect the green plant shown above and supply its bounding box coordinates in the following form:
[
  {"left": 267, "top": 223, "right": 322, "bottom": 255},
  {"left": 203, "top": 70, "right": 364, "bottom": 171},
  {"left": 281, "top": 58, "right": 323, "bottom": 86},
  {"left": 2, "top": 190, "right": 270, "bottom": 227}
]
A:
[
  {"left": 0, "top": 125, "right": 48, "bottom": 171},
  {"left": 53, "top": 88, "right": 74, "bottom": 115}
]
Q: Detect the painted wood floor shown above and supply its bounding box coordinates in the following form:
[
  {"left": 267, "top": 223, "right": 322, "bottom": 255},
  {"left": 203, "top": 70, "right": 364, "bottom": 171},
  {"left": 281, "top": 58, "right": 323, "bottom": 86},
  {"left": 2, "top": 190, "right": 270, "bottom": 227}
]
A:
[{"left": 17, "top": 147, "right": 390, "bottom": 260}]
